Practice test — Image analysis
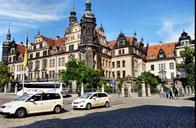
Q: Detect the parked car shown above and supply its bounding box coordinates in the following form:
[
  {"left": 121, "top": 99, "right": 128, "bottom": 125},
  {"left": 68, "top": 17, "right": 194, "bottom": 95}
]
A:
[
  {"left": 72, "top": 92, "right": 110, "bottom": 110},
  {"left": 0, "top": 93, "right": 64, "bottom": 118}
]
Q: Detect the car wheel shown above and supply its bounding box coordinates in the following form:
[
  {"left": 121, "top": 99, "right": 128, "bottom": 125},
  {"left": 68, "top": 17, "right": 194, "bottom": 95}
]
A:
[
  {"left": 54, "top": 105, "right": 61, "bottom": 114},
  {"left": 15, "top": 108, "right": 26, "bottom": 118},
  {"left": 105, "top": 101, "right": 110, "bottom": 108},
  {"left": 86, "top": 103, "right": 91, "bottom": 110}
]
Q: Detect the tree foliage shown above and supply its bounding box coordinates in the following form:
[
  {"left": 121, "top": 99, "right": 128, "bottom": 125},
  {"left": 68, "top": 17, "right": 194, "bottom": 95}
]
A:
[
  {"left": 136, "top": 71, "right": 161, "bottom": 89},
  {"left": 0, "top": 61, "right": 12, "bottom": 86},
  {"left": 60, "top": 58, "right": 102, "bottom": 89},
  {"left": 178, "top": 47, "right": 195, "bottom": 88}
]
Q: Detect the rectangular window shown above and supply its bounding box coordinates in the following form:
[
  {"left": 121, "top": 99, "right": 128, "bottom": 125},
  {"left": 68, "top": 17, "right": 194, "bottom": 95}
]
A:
[
  {"left": 30, "top": 54, "right": 33, "bottom": 59},
  {"left": 169, "top": 62, "right": 174, "bottom": 69},
  {"left": 13, "top": 56, "right": 16, "bottom": 61},
  {"left": 112, "top": 71, "right": 115, "bottom": 78},
  {"left": 53, "top": 59, "right": 55, "bottom": 67},
  {"left": 151, "top": 65, "right": 154, "bottom": 71},
  {"left": 112, "top": 62, "right": 115, "bottom": 68},
  {"left": 62, "top": 57, "right": 65, "bottom": 66},
  {"left": 122, "top": 49, "right": 125, "bottom": 54},
  {"left": 117, "top": 71, "right": 121, "bottom": 78},
  {"left": 58, "top": 58, "right": 62, "bottom": 66},
  {"left": 122, "top": 71, "right": 126, "bottom": 78},
  {"left": 33, "top": 45, "right": 36, "bottom": 50},
  {"left": 17, "top": 65, "right": 21, "bottom": 71},
  {"left": 43, "top": 51, "right": 47, "bottom": 56},
  {"left": 159, "top": 63, "right": 166, "bottom": 70},
  {"left": 122, "top": 60, "right": 125, "bottom": 67},
  {"left": 36, "top": 52, "right": 40, "bottom": 58},
  {"left": 69, "top": 45, "right": 74, "bottom": 51},
  {"left": 118, "top": 50, "right": 121, "bottom": 55},
  {"left": 117, "top": 61, "right": 120, "bottom": 68}
]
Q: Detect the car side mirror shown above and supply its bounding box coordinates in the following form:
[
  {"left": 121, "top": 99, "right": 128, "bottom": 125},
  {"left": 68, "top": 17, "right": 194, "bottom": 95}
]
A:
[
  {"left": 30, "top": 99, "right": 35, "bottom": 102},
  {"left": 92, "top": 96, "right": 97, "bottom": 100}
]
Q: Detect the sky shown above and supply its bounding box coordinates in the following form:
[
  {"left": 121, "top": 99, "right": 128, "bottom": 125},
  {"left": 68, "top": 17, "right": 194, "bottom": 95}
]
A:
[{"left": 0, "top": 0, "right": 195, "bottom": 59}]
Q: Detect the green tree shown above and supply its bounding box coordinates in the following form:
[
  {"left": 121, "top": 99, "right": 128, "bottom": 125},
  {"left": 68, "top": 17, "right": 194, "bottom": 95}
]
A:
[
  {"left": 0, "top": 61, "right": 12, "bottom": 87},
  {"left": 177, "top": 47, "right": 195, "bottom": 89},
  {"left": 60, "top": 59, "right": 102, "bottom": 90},
  {"left": 136, "top": 71, "right": 161, "bottom": 93}
]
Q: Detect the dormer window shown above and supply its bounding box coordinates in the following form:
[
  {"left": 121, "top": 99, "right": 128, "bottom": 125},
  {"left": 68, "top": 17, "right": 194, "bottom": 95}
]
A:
[
  {"left": 11, "top": 48, "right": 15, "bottom": 54},
  {"left": 158, "top": 49, "right": 165, "bottom": 59},
  {"left": 150, "top": 53, "right": 154, "bottom": 59}
]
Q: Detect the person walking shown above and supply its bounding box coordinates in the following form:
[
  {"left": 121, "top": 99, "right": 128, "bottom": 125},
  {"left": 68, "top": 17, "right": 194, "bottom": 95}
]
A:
[
  {"left": 174, "top": 87, "right": 179, "bottom": 100},
  {"left": 169, "top": 87, "right": 174, "bottom": 99}
]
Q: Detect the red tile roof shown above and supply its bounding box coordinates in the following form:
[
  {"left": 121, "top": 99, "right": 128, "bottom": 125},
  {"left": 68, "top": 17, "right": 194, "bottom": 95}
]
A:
[
  {"left": 146, "top": 42, "right": 176, "bottom": 60},
  {"left": 42, "top": 36, "right": 55, "bottom": 47},
  {"left": 108, "top": 36, "right": 139, "bottom": 49},
  {"left": 55, "top": 38, "right": 65, "bottom": 47},
  {"left": 16, "top": 44, "right": 25, "bottom": 55}
]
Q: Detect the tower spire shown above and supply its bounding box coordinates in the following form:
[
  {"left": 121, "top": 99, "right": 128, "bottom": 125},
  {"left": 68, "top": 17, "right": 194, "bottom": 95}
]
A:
[
  {"left": 69, "top": 0, "right": 77, "bottom": 25},
  {"left": 6, "top": 22, "right": 11, "bottom": 41},
  {"left": 85, "top": 0, "right": 91, "bottom": 11}
]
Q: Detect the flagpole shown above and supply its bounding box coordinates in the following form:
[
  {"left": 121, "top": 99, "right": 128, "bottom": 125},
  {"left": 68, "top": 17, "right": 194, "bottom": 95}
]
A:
[
  {"left": 22, "top": 67, "right": 25, "bottom": 95},
  {"left": 22, "top": 32, "right": 28, "bottom": 95}
]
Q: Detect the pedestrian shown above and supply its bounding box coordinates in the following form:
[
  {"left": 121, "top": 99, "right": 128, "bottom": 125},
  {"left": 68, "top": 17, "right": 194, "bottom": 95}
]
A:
[
  {"left": 169, "top": 88, "right": 174, "bottom": 99},
  {"left": 174, "top": 87, "right": 179, "bottom": 100}
]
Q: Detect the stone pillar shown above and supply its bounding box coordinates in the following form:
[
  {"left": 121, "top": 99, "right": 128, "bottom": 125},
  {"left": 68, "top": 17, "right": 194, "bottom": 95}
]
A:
[
  {"left": 121, "top": 83, "right": 125, "bottom": 97},
  {"left": 81, "top": 83, "right": 84, "bottom": 96},
  {"left": 128, "top": 83, "right": 132, "bottom": 97},
  {"left": 147, "top": 84, "right": 151, "bottom": 97},
  {"left": 4, "top": 84, "right": 7, "bottom": 94},
  {"left": 160, "top": 85, "right": 164, "bottom": 93},
  {"left": 15, "top": 83, "right": 18, "bottom": 94},
  {"left": 101, "top": 84, "right": 104, "bottom": 92},
  {"left": 185, "top": 86, "right": 188, "bottom": 96},
  {"left": 7, "top": 83, "right": 11, "bottom": 92},
  {"left": 141, "top": 82, "right": 146, "bottom": 97},
  {"left": 188, "top": 86, "right": 192, "bottom": 95}
]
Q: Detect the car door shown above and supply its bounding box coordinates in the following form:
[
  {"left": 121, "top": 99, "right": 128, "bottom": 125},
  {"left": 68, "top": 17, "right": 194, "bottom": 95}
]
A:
[
  {"left": 89, "top": 93, "right": 98, "bottom": 107},
  {"left": 25, "top": 94, "right": 44, "bottom": 114},
  {"left": 42, "top": 93, "right": 61, "bottom": 112},
  {"left": 97, "top": 93, "right": 105, "bottom": 106}
]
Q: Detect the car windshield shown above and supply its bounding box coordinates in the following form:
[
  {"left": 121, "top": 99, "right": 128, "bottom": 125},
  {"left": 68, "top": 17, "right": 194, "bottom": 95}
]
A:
[
  {"left": 80, "top": 93, "right": 92, "bottom": 99},
  {"left": 15, "top": 94, "right": 32, "bottom": 101}
]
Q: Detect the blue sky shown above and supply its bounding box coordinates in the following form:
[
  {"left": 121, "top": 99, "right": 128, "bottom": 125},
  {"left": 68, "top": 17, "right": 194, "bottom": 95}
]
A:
[{"left": 0, "top": 0, "right": 194, "bottom": 59}]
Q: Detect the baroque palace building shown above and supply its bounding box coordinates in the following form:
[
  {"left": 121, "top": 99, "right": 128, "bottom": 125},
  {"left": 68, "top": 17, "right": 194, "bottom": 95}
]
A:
[
  {"left": 1, "top": 0, "right": 195, "bottom": 92},
  {"left": 1, "top": 1, "right": 146, "bottom": 92}
]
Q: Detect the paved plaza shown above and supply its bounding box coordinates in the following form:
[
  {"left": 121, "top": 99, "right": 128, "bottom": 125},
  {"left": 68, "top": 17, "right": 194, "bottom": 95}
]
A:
[{"left": 0, "top": 93, "right": 195, "bottom": 128}]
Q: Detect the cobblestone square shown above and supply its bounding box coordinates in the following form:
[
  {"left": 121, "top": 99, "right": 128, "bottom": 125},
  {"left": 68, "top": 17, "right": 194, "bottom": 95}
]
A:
[{"left": 0, "top": 94, "right": 194, "bottom": 128}]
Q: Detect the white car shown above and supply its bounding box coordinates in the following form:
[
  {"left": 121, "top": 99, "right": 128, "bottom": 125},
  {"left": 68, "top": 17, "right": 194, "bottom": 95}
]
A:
[
  {"left": 72, "top": 92, "right": 110, "bottom": 110},
  {"left": 0, "top": 93, "right": 64, "bottom": 118}
]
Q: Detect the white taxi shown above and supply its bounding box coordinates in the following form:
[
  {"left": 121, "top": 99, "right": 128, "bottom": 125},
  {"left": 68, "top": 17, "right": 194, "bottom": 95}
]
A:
[
  {"left": 0, "top": 93, "right": 64, "bottom": 118},
  {"left": 72, "top": 92, "right": 110, "bottom": 110}
]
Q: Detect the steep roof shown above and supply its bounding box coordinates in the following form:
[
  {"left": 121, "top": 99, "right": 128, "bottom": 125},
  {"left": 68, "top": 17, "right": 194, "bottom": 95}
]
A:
[
  {"left": 55, "top": 38, "right": 65, "bottom": 47},
  {"left": 16, "top": 44, "right": 25, "bottom": 55},
  {"left": 108, "top": 36, "right": 140, "bottom": 49},
  {"left": 146, "top": 42, "right": 176, "bottom": 60}
]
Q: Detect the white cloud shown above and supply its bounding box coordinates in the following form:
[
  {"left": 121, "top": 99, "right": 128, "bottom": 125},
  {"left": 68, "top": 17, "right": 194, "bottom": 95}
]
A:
[
  {"left": 0, "top": 0, "right": 71, "bottom": 35},
  {"left": 157, "top": 18, "right": 195, "bottom": 42}
]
